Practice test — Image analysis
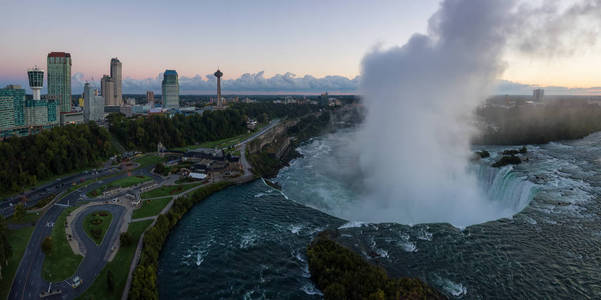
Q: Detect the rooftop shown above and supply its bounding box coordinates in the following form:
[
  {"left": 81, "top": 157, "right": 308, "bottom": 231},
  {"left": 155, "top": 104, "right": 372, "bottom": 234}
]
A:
[{"left": 48, "top": 52, "right": 71, "bottom": 58}]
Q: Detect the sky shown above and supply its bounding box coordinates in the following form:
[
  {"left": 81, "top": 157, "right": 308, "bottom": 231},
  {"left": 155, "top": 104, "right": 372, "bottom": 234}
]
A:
[{"left": 1, "top": 0, "right": 601, "bottom": 94}]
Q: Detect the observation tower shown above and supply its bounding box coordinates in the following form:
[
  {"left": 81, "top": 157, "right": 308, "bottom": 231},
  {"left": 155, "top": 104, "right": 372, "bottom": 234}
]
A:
[
  {"left": 27, "top": 66, "right": 44, "bottom": 100},
  {"left": 214, "top": 69, "right": 223, "bottom": 107}
]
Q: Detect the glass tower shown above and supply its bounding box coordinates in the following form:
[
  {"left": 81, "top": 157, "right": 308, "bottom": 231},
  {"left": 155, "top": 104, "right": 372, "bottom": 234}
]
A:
[
  {"left": 47, "top": 52, "right": 72, "bottom": 113},
  {"left": 162, "top": 70, "right": 180, "bottom": 109}
]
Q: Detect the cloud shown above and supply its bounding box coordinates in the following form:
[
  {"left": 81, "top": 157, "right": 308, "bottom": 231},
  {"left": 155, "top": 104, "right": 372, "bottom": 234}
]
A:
[{"left": 70, "top": 71, "right": 360, "bottom": 94}]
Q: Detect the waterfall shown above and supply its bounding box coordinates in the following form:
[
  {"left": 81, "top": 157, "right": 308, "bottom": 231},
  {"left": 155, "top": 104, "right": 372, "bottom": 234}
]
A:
[{"left": 473, "top": 163, "right": 537, "bottom": 214}]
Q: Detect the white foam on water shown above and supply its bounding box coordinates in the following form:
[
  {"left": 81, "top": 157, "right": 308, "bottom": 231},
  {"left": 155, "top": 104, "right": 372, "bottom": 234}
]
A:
[
  {"left": 288, "top": 224, "right": 304, "bottom": 234},
  {"left": 433, "top": 275, "right": 468, "bottom": 298},
  {"left": 338, "top": 221, "right": 367, "bottom": 229},
  {"left": 399, "top": 241, "right": 417, "bottom": 253},
  {"left": 300, "top": 283, "right": 323, "bottom": 296},
  {"left": 240, "top": 229, "right": 258, "bottom": 249},
  {"left": 416, "top": 226, "right": 433, "bottom": 241}
]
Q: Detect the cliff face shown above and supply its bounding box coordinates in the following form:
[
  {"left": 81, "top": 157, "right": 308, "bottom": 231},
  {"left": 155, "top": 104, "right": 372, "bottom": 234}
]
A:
[{"left": 247, "top": 119, "right": 298, "bottom": 157}]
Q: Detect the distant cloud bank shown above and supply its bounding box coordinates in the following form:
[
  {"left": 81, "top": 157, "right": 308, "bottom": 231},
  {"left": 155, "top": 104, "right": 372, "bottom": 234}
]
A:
[
  {"left": 2, "top": 72, "right": 600, "bottom": 95},
  {"left": 80, "top": 71, "right": 360, "bottom": 95}
]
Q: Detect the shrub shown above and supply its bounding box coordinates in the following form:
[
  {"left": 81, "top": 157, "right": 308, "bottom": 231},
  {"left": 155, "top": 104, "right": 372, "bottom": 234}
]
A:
[
  {"left": 41, "top": 236, "right": 53, "bottom": 255},
  {"left": 120, "top": 232, "right": 134, "bottom": 247},
  {"left": 492, "top": 155, "right": 521, "bottom": 168}
]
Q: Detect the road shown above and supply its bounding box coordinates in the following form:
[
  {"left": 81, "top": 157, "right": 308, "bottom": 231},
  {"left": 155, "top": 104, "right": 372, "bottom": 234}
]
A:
[
  {"left": 0, "top": 163, "right": 118, "bottom": 218},
  {"left": 236, "top": 119, "right": 281, "bottom": 177},
  {"left": 235, "top": 119, "right": 280, "bottom": 148},
  {"left": 8, "top": 163, "right": 163, "bottom": 300}
]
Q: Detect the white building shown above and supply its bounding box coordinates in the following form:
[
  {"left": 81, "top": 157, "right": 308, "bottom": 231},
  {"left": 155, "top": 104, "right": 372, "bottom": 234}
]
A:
[{"left": 83, "top": 83, "right": 105, "bottom": 122}]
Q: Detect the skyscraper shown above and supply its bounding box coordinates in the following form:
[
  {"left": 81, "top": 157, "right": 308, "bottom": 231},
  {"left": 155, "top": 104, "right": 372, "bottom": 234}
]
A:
[
  {"left": 162, "top": 70, "right": 179, "bottom": 109},
  {"left": 214, "top": 69, "right": 223, "bottom": 107},
  {"left": 0, "top": 85, "right": 25, "bottom": 133},
  {"left": 110, "top": 58, "right": 122, "bottom": 105},
  {"left": 47, "top": 52, "right": 71, "bottom": 113},
  {"left": 27, "top": 66, "right": 44, "bottom": 101},
  {"left": 83, "top": 83, "right": 104, "bottom": 122},
  {"left": 101, "top": 75, "right": 115, "bottom": 106},
  {"left": 533, "top": 89, "right": 544, "bottom": 101},
  {"left": 146, "top": 91, "right": 154, "bottom": 107}
]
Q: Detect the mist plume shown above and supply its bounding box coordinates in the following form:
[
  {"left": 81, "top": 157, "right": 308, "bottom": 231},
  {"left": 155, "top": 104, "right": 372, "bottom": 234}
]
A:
[{"left": 351, "top": 0, "right": 601, "bottom": 226}]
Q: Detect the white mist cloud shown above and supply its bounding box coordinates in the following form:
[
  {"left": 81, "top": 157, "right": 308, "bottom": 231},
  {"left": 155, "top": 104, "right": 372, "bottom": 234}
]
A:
[{"left": 347, "top": 0, "right": 601, "bottom": 227}]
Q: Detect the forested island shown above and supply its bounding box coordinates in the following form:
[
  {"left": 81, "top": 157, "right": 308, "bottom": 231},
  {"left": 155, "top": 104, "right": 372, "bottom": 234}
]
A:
[{"left": 307, "top": 231, "right": 445, "bottom": 300}]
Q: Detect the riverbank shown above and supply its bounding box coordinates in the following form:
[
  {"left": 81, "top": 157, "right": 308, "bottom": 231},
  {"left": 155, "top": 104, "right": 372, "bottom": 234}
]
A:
[
  {"left": 247, "top": 110, "right": 333, "bottom": 178},
  {"left": 128, "top": 182, "right": 233, "bottom": 299}
]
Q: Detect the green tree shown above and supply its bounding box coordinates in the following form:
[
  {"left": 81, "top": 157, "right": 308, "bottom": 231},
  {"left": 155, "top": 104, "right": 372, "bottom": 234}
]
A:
[
  {"left": 120, "top": 232, "right": 133, "bottom": 247},
  {"left": 14, "top": 203, "right": 25, "bottom": 222},
  {"left": 0, "top": 215, "right": 12, "bottom": 280},
  {"left": 41, "top": 236, "right": 52, "bottom": 255},
  {"left": 107, "top": 269, "right": 114, "bottom": 292}
]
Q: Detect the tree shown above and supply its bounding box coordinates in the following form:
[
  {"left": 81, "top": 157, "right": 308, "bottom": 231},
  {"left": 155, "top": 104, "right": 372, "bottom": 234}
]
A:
[
  {"left": 0, "top": 216, "right": 12, "bottom": 280},
  {"left": 107, "top": 269, "right": 114, "bottom": 292},
  {"left": 154, "top": 163, "right": 168, "bottom": 176},
  {"left": 41, "top": 236, "right": 52, "bottom": 255},
  {"left": 14, "top": 203, "right": 25, "bottom": 222},
  {"left": 120, "top": 232, "right": 133, "bottom": 247}
]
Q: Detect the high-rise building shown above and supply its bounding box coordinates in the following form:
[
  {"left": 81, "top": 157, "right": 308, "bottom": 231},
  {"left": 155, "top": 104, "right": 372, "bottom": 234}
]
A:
[
  {"left": 0, "top": 85, "right": 25, "bottom": 132},
  {"left": 146, "top": 91, "right": 154, "bottom": 107},
  {"left": 110, "top": 58, "right": 122, "bottom": 105},
  {"left": 533, "top": 89, "right": 544, "bottom": 101},
  {"left": 101, "top": 75, "right": 116, "bottom": 106},
  {"left": 214, "top": 69, "right": 223, "bottom": 107},
  {"left": 320, "top": 92, "right": 329, "bottom": 106},
  {"left": 162, "top": 70, "right": 179, "bottom": 109},
  {"left": 27, "top": 66, "right": 44, "bottom": 101},
  {"left": 47, "top": 52, "right": 71, "bottom": 113},
  {"left": 83, "top": 83, "right": 105, "bottom": 122}
]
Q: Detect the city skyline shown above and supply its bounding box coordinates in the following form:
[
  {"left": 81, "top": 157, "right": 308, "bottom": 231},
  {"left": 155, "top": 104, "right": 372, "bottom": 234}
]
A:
[{"left": 2, "top": 0, "right": 601, "bottom": 94}]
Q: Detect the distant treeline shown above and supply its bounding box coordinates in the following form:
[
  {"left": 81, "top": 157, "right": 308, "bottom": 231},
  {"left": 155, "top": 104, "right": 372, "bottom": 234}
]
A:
[
  {"left": 128, "top": 182, "right": 232, "bottom": 300},
  {"left": 307, "top": 231, "right": 445, "bottom": 300},
  {"left": 0, "top": 123, "right": 114, "bottom": 194},
  {"left": 109, "top": 103, "right": 321, "bottom": 151},
  {"left": 474, "top": 100, "right": 601, "bottom": 145}
]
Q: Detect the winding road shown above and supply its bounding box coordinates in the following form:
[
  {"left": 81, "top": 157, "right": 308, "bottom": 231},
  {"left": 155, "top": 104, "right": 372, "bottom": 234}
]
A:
[{"left": 8, "top": 164, "right": 160, "bottom": 300}]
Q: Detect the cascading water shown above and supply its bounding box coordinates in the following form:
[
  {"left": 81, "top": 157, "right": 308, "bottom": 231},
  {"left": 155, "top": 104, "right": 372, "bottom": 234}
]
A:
[
  {"left": 277, "top": 129, "right": 539, "bottom": 227},
  {"left": 472, "top": 163, "right": 538, "bottom": 214}
]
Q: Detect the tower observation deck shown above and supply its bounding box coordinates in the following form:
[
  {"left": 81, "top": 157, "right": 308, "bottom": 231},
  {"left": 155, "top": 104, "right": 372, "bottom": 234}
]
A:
[{"left": 27, "top": 66, "right": 44, "bottom": 100}]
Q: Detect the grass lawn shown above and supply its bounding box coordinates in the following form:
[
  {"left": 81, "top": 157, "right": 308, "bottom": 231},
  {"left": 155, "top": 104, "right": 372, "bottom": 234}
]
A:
[
  {"left": 6, "top": 211, "right": 41, "bottom": 225},
  {"left": 171, "top": 123, "right": 267, "bottom": 151},
  {"left": 141, "top": 183, "right": 202, "bottom": 199},
  {"left": 133, "top": 155, "right": 164, "bottom": 169},
  {"left": 76, "top": 219, "right": 153, "bottom": 300},
  {"left": 42, "top": 206, "right": 83, "bottom": 282},
  {"left": 87, "top": 175, "right": 152, "bottom": 198},
  {"left": 83, "top": 211, "right": 113, "bottom": 245},
  {"left": 132, "top": 197, "right": 172, "bottom": 219},
  {"left": 0, "top": 226, "right": 35, "bottom": 300}
]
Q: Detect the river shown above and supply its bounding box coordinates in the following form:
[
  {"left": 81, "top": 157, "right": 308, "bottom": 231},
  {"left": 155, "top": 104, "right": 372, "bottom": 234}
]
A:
[{"left": 159, "top": 129, "right": 601, "bottom": 299}]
